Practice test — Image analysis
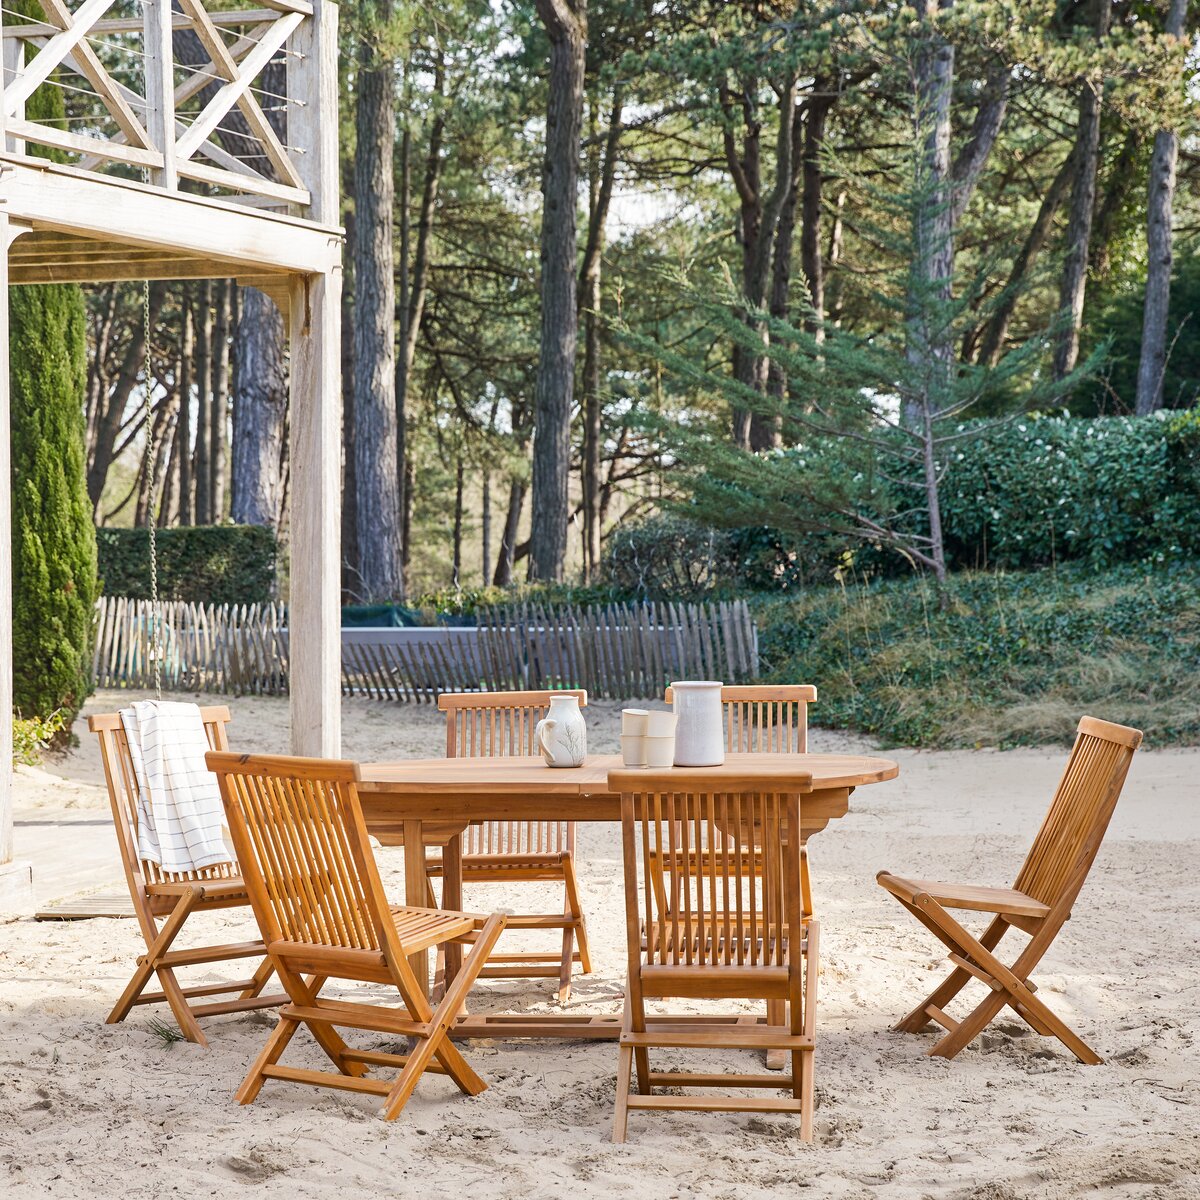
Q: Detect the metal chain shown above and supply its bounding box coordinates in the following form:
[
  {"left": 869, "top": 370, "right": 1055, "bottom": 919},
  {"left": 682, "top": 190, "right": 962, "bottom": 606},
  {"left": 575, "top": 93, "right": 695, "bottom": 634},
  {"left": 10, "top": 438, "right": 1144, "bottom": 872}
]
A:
[{"left": 142, "top": 276, "right": 162, "bottom": 700}]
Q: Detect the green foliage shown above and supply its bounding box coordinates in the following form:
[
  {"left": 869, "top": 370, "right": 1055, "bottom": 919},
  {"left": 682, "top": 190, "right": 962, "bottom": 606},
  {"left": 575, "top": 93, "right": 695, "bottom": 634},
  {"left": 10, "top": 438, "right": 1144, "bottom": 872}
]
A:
[
  {"left": 1081, "top": 254, "right": 1200, "bottom": 414},
  {"left": 756, "top": 562, "right": 1200, "bottom": 749},
  {"left": 96, "top": 525, "right": 278, "bottom": 605},
  {"left": 938, "top": 409, "right": 1200, "bottom": 569},
  {"left": 12, "top": 710, "right": 69, "bottom": 766},
  {"left": 10, "top": 284, "right": 97, "bottom": 728}
]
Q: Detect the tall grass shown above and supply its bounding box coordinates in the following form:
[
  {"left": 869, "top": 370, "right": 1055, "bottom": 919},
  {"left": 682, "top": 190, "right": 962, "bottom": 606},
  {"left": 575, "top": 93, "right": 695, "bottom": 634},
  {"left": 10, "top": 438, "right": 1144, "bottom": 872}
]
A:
[{"left": 754, "top": 563, "right": 1200, "bottom": 747}]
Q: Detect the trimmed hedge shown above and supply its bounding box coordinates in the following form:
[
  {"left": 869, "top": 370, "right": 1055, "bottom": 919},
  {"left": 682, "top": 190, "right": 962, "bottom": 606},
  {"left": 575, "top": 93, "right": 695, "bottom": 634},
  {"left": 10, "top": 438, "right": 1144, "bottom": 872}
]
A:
[
  {"left": 97, "top": 524, "right": 277, "bottom": 605},
  {"left": 939, "top": 408, "right": 1200, "bottom": 570}
]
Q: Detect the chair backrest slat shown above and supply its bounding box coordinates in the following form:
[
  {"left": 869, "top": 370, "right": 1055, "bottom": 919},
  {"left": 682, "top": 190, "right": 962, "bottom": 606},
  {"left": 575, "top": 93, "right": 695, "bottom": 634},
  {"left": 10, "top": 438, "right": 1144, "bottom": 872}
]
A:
[
  {"left": 622, "top": 781, "right": 805, "bottom": 973},
  {"left": 1013, "top": 716, "right": 1142, "bottom": 910},
  {"left": 666, "top": 685, "right": 816, "bottom": 755},
  {"left": 207, "top": 753, "right": 401, "bottom": 959},
  {"left": 439, "top": 690, "right": 587, "bottom": 857},
  {"left": 89, "top": 706, "right": 235, "bottom": 888}
]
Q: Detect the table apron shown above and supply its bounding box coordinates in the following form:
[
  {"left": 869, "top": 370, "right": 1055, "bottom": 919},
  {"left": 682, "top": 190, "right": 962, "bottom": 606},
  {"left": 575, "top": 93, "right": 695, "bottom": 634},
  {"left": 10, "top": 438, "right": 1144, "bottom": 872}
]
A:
[{"left": 358, "top": 787, "right": 850, "bottom": 834}]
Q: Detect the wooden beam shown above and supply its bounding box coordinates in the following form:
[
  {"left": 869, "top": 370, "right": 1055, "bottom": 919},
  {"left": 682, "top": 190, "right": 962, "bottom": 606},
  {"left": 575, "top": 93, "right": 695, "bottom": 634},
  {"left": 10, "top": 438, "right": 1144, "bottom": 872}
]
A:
[
  {"left": 288, "top": 268, "right": 341, "bottom": 756},
  {"left": 174, "top": 0, "right": 305, "bottom": 191},
  {"left": 5, "top": 121, "right": 164, "bottom": 169},
  {"left": 288, "top": 0, "right": 337, "bottom": 223},
  {"left": 0, "top": 156, "right": 341, "bottom": 275},
  {"left": 143, "top": 0, "right": 175, "bottom": 189},
  {"left": 2, "top": 0, "right": 114, "bottom": 113},
  {"left": 19, "top": 0, "right": 152, "bottom": 151},
  {"left": 3, "top": 9, "right": 303, "bottom": 37},
  {"left": 177, "top": 159, "right": 310, "bottom": 207}
]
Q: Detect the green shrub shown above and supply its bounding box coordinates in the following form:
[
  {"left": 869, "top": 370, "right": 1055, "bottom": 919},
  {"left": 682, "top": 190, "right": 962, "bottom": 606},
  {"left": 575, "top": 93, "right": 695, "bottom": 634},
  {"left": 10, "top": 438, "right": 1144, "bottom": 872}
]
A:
[
  {"left": 938, "top": 409, "right": 1200, "bottom": 570},
  {"left": 13, "top": 710, "right": 69, "bottom": 766},
  {"left": 11, "top": 283, "right": 97, "bottom": 730},
  {"left": 755, "top": 561, "right": 1200, "bottom": 748},
  {"left": 97, "top": 524, "right": 277, "bottom": 605}
]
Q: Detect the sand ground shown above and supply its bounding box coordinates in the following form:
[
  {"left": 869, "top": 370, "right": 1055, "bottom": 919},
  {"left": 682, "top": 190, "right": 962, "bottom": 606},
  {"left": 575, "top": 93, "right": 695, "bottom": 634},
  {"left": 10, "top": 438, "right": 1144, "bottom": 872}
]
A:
[{"left": 2, "top": 689, "right": 1198, "bottom": 1199}]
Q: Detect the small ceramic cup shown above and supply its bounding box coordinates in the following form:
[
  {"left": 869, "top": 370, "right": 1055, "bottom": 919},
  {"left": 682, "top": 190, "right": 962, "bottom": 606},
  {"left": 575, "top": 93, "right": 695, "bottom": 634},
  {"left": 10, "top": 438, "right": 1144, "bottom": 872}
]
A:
[
  {"left": 644, "top": 735, "right": 676, "bottom": 768},
  {"left": 646, "top": 710, "right": 678, "bottom": 738},
  {"left": 621, "top": 708, "right": 649, "bottom": 737},
  {"left": 620, "top": 734, "right": 647, "bottom": 767}
]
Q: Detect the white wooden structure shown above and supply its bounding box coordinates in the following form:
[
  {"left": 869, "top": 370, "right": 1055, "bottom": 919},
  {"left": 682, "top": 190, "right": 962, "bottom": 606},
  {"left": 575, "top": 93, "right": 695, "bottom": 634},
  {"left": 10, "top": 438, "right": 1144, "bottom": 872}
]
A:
[{"left": 0, "top": 0, "right": 342, "bottom": 905}]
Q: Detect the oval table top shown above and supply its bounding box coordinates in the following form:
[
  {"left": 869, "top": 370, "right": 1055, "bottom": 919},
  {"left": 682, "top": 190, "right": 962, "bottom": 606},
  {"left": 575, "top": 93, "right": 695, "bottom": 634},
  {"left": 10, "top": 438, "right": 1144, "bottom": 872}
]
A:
[{"left": 357, "top": 752, "right": 899, "bottom": 797}]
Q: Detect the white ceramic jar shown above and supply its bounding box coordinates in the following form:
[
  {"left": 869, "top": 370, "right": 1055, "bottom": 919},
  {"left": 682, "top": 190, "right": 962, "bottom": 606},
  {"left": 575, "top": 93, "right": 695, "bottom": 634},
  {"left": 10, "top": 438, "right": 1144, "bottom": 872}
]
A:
[
  {"left": 670, "top": 680, "right": 725, "bottom": 766},
  {"left": 534, "top": 694, "right": 588, "bottom": 767}
]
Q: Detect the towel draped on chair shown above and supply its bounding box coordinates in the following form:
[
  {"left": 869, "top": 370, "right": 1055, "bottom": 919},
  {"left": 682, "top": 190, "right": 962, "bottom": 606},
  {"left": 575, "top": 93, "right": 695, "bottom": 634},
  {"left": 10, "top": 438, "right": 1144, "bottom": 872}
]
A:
[{"left": 120, "top": 700, "right": 232, "bottom": 873}]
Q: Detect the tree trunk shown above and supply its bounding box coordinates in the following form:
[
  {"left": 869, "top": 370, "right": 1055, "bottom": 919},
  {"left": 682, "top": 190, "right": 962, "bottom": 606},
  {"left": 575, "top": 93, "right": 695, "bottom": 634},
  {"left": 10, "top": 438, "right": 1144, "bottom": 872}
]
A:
[
  {"left": 579, "top": 87, "right": 622, "bottom": 581},
  {"left": 231, "top": 287, "right": 288, "bottom": 530},
  {"left": 1053, "top": 0, "right": 1111, "bottom": 381},
  {"left": 529, "top": 0, "right": 586, "bottom": 582},
  {"left": 192, "top": 282, "right": 212, "bottom": 524},
  {"left": 905, "top": 0, "right": 955, "bottom": 431},
  {"left": 87, "top": 282, "right": 166, "bottom": 514},
  {"left": 353, "top": 3, "right": 404, "bottom": 601},
  {"left": 481, "top": 472, "right": 492, "bottom": 586},
  {"left": 175, "top": 304, "right": 194, "bottom": 526},
  {"left": 138, "top": 390, "right": 176, "bottom": 528},
  {"left": 209, "top": 278, "right": 230, "bottom": 520},
  {"left": 1136, "top": 0, "right": 1188, "bottom": 414},
  {"left": 396, "top": 58, "right": 446, "bottom": 554},
  {"left": 798, "top": 93, "right": 832, "bottom": 341},
  {"left": 979, "top": 153, "right": 1072, "bottom": 366},
  {"left": 493, "top": 477, "right": 525, "bottom": 587},
  {"left": 452, "top": 456, "right": 464, "bottom": 590}
]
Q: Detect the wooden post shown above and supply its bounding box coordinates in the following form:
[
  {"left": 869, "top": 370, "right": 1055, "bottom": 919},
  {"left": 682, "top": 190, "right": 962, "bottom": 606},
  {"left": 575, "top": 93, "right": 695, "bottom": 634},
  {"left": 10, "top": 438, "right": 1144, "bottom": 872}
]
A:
[
  {"left": 143, "top": 0, "right": 177, "bottom": 190},
  {"left": 0, "top": 215, "right": 33, "bottom": 908},
  {"left": 286, "top": 0, "right": 342, "bottom": 757},
  {"left": 2, "top": 35, "right": 26, "bottom": 156},
  {"left": 288, "top": 269, "right": 342, "bottom": 757}
]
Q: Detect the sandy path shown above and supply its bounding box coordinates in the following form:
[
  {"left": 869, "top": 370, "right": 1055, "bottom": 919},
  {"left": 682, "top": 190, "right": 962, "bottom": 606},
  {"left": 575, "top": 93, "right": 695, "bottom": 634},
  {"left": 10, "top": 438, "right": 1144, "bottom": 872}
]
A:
[{"left": 1, "top": 690, "right": 1197, "bottom": 1198}]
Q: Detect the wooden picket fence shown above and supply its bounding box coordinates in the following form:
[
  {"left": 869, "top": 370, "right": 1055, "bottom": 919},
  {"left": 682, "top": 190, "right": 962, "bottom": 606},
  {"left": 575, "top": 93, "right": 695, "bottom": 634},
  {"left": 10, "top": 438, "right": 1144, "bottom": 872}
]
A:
[{"left": 92, "top": 596, "right": 759, "bottom": 702}]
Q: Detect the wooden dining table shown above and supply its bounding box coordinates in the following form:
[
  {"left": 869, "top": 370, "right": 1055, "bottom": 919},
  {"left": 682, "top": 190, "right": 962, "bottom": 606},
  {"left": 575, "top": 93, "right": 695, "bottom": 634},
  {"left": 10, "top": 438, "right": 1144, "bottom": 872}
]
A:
[{"left": 356, "top": 751, "right": 899, "bottom": 1042}]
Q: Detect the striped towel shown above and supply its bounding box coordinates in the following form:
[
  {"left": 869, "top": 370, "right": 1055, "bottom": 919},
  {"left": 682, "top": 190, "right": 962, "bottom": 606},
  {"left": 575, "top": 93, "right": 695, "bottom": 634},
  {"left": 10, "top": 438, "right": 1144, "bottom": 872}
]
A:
[{"left": 120, "top": 701, "right": 232, "bottom": 873}]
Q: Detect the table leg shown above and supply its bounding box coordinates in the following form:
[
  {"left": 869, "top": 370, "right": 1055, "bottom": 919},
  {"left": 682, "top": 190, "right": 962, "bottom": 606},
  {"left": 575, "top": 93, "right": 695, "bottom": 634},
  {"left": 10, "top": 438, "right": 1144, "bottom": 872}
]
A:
[
  {"left": 402, "top": 819, "right": 429, "bottom": 996},
  {"left": 441, "top": 831, "right": 468, "bottom": 1016}
]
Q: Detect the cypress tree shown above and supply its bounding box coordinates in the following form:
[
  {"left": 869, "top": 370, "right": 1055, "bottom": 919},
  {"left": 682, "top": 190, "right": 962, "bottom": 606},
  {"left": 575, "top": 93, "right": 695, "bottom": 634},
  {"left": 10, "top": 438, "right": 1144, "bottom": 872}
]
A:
[
  {"left": 9, "top": 5, "right": 97, "bottom": 725},
  {"left": 10, "top": 285, "right": 97, "bottom": 724}
]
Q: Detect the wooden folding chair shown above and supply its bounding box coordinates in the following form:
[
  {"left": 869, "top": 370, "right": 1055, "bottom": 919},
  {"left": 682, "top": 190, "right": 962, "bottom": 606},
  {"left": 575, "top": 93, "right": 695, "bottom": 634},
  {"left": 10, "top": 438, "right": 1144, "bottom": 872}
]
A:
[
  {"left": 665, "top": 685, "right": 818, "bottom": 918},
  {"left": 88, "top": 708, "right": 284, "bottom": 1046},
  {"left": 611, "top": 766, "right": 819, "bottom": 1143},
  {"left": 206, "top": 751, "right": 506, "bottom": 1120},
  {"left": 430, "top": 691, "right": 593, "bottom": 1002},
  {"left": 877, "top": 715, "right": 1142, "bottom": 1064}
]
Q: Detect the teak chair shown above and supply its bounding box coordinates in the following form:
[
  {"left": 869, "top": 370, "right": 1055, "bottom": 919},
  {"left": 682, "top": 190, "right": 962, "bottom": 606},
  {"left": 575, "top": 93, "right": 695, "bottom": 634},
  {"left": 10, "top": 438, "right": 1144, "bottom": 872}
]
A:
[
  {"left": 88, "top": 708, "right": 284, "bottom": 1046},
  {"left": 430, "top": 690, "right": 593, "bottom": 1002},
  {"left": 206, "top": 751, "right": 506, "bottom": 1120},
  {"left": 877, "top": 715, "right": 1142, "bottom": 1064},
  {"left": 664, "top": 685, "right": 818, "bottom": 917},
  {"left": 611, "top": 766, "right": 819, "bottom": 1142}
]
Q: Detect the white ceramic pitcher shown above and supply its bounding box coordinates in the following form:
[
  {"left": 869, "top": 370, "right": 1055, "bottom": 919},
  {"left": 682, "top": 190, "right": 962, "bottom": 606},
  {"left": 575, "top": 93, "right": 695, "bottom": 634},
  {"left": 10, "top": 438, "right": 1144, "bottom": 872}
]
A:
[
  {"left": 671, "top": 680, "right": 725, "bottom": 766},
  {"left": 535, "top": 694, "right": 587, "bottom": 768}
]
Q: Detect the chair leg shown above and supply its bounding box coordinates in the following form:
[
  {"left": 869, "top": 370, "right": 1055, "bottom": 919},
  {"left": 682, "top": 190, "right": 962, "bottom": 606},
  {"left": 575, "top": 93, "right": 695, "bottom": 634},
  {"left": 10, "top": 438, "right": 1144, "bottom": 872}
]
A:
[
  {"left": 381, "top": 916, "right": 505, "bottom": 1120},
  {"left": 765, "top": 999, "right": 787, "bottom": 1071},
  {"left": 891, "top": 903, "right": 1006, "bottom": 1033},
  {"left": 237, "top": 1011, "right": 303, "bottom": 1105},
  {"left": 239, "top": 954, "right": 277, "bottom": 1001},
  {"left": 612, "top": 1044, "right": 633, "bottom": 1144},
  {"left": 563, "top": 855, "right": 593, "bottom": 973},
  {"left": 613, "top": 988, "right": 635, "bottom": 1143},
  {"left": 107, "top": 892, "right": 197, "bottom": 1026}
]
